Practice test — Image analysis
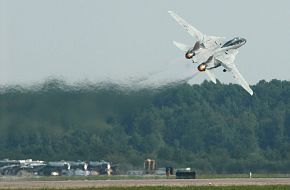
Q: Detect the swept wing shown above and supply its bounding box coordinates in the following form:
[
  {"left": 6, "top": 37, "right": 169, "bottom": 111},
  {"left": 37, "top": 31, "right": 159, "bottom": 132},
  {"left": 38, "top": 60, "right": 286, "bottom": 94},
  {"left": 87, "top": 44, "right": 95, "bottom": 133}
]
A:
[
  {"left": 216, "top": 50, "right": 253, "bottom": 95},
  {"left": 168, "top": 11, "right": 225, "bottom": 49},
  {"left": 168, "top": 11, "right": 204, "bottom": 42},
  {"left": 230, "top": 64, "right": 253, "bottom": 95}
]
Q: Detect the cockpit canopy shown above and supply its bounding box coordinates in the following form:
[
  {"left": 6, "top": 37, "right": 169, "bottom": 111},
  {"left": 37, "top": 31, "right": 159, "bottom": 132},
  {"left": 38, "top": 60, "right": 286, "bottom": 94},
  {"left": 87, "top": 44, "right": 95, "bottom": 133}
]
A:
[{"left": 221, "top": 37, "right": 246, "bottom": 48}]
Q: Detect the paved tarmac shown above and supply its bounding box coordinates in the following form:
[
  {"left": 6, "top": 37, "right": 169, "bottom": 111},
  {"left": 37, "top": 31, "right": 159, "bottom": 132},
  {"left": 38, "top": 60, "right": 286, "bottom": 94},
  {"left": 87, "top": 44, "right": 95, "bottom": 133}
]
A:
[{"left": 0, "top": 178, "right": 290, "bottom": 189}]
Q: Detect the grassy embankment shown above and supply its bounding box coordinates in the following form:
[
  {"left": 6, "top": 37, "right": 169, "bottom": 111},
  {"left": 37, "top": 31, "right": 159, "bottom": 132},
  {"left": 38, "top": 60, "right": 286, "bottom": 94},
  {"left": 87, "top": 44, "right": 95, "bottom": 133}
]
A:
[{"left": 1, "top": 185, "right": 290, "bottom": 190}]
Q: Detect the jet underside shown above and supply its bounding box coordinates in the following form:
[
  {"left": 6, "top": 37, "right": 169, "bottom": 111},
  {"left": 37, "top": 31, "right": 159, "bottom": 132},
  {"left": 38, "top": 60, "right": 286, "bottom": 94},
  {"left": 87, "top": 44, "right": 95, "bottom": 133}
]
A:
[{"left": 168, "top": 11, "right": 253, "bottom": 95}]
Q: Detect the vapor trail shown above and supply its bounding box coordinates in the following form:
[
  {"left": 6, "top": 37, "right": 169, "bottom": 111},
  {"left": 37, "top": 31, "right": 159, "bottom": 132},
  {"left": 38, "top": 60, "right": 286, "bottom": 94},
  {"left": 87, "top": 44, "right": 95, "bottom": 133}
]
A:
[{"left": 134, "top": 57, "right": 199, "bottom": 89}]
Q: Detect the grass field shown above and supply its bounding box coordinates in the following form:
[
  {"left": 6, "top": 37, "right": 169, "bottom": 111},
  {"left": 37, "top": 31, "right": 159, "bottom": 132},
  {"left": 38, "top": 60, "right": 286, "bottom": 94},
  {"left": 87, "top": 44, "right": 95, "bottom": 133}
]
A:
[
  {"left": 0, "top": 186, "right": 290, "bottom": 190},
  {"left": 77, "top": 187, "right": 290, "bottom": 190}
]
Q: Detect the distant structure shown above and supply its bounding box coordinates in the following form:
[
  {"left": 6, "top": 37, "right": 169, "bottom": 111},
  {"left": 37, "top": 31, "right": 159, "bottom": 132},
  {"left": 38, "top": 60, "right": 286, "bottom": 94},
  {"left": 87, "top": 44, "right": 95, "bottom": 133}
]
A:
[
  {"left": 144, "top": 159, "right": 156, "bottom": 174},
  {"left": 88, "top": 160, "right": 112, "bottom": 176},
  {"left": 166, "top": 167, "right": 174, "bottom": 176},
  {"left": 0, "top": 159, "right": 45, "bottom": 176},
  {"left": 0, "top": 159, "right": 115, "bottom": 176},
  {"left": 175, "top": 168, "right": 196, "bottom": 179}
]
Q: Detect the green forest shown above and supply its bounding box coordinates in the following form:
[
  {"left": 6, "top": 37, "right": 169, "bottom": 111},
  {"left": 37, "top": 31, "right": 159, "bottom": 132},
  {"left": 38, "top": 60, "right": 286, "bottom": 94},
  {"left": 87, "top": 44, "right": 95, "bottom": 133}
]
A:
[{"left": 0, "top": 79, "right": 290, "bottom": 173}]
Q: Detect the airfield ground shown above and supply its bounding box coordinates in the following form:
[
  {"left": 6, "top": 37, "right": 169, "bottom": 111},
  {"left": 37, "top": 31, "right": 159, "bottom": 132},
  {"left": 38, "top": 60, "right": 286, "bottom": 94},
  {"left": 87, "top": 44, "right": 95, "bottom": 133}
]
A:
[{"left": 0, "top": 178, "right": 290, "bottom": 189}]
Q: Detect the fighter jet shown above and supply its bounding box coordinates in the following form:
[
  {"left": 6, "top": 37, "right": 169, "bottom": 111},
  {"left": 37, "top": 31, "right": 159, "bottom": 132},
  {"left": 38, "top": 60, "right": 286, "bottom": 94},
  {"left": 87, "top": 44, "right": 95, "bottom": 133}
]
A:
[{"left": 168, "top": 11, "right": 253, "bottom": 95}]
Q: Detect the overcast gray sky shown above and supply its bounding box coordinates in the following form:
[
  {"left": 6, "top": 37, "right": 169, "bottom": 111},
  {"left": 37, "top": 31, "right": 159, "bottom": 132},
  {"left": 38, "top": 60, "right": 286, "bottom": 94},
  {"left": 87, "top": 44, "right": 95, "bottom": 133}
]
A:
[{"left": 1, "top": 0, "right": 290, "bottom": 86}]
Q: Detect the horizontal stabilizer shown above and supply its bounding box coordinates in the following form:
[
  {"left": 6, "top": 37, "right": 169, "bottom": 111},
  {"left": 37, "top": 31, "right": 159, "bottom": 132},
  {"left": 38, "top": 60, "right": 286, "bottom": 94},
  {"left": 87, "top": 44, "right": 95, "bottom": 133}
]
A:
[
  {"left": 205, "top": 70, "right": 217, "bottom": 84},
  {"left": 173, "top": 41, "right": 191, "bottom": 52},
  {"left": 187, "top": 77, "right": 196, "bottom": 86}
]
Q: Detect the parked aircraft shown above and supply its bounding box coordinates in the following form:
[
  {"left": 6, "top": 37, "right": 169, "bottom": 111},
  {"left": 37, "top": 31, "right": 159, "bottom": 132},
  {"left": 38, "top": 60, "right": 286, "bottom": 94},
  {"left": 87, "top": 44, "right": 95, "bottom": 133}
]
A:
[{"left": 168, "top": 11, "right": 253, "bottom": 95}]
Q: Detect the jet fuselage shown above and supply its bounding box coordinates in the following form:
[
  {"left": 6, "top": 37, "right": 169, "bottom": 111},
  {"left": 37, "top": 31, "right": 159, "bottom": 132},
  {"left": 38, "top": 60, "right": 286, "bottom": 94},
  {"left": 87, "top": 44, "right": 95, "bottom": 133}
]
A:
[{"left": 186, "top": 37, "right": 246, "bottom": 60}]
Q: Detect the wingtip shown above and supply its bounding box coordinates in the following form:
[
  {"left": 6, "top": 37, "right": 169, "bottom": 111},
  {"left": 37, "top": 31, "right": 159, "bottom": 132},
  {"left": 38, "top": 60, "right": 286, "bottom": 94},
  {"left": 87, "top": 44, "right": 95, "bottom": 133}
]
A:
[
  {"left": 168, "top": 10, "right": 173, "bottom": 14},
  {"left": 248, "top": 89, "right": 254, "bottom": 96}
]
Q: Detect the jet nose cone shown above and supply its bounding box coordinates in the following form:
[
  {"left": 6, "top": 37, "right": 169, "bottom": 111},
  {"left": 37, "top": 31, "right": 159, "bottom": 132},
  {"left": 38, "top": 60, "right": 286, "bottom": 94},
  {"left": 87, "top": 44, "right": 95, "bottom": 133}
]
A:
[{"left": 243, "top": 38, "right": 247, "bottom": 44}]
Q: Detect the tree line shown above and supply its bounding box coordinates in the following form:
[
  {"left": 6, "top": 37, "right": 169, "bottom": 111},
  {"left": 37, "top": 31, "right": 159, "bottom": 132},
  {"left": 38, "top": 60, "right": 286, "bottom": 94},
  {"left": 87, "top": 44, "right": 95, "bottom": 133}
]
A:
[{"left": 0, "top": 79, "right": 290, "bottom": 173}]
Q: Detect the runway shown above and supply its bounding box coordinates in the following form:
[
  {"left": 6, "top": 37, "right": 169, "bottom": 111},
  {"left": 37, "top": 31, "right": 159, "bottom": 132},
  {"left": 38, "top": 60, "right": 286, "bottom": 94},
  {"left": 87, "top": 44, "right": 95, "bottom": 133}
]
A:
[{"left": 0, "top": 178, "right": 290, "bottom": 189}]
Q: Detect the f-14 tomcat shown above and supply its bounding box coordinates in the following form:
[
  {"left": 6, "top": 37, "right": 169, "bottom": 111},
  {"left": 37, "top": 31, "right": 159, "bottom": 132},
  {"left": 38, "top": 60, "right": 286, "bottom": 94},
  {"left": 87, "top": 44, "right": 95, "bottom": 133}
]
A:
[{"left": 168, "top": 11, "right": 253, "bottom": 95}]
